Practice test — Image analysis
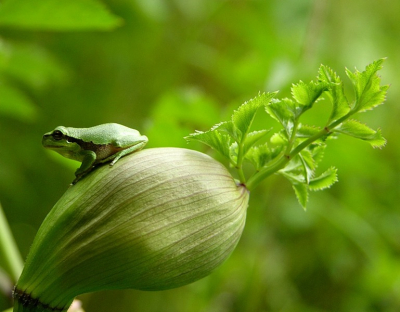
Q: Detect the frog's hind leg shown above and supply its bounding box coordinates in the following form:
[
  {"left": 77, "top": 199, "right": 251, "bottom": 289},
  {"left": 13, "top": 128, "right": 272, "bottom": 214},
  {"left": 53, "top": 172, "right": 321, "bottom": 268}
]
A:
[{"left": 103, "top": 141, "right": 147, "bottom": 166}]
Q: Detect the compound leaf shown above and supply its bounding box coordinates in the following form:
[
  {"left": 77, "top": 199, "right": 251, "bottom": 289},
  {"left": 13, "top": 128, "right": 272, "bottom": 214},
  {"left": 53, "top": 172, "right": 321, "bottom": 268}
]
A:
[
  {"left": 212, "top": 121, "right": 239, "bottom": 142},
  {"left": 232, "top": 92, "right": 276, "bottom": 141},
  {"left": 318, "top": 64, "right": 350, "bottom": 122},
  {"left": 265, "top": 98, "right": 296, "bottom": 136},
  {"left": 291, "top": 80, "right": 330, "bottom": 112},
  {"left": 346, "top": 58, "right": 388, "bottom": 113},
  {"left": 309, "top": 167, "right": 338, "bottom": 191},
  {"left": 334, "top": 119, "right": 386, "bottom": 148},
  {"left": 299, "top": 149, "right": 315, "bottom": 184},
  {"left": 292, "top": 183, "right": 309, "bottom": 209},
  {"left": 243, "top": 129, "right": 271, "bottom": 157},
  {"left": 296, "top": 124, "right": 322, "bottom": 138},
  {"left": 310, "top": 144, "right": 326, "bottom": 168},
  {"left": 245, "top": 144, "right": 273, "bottom": 170},
  {"left": 185, "top": 129, "right": 231, "bottom": 160}
]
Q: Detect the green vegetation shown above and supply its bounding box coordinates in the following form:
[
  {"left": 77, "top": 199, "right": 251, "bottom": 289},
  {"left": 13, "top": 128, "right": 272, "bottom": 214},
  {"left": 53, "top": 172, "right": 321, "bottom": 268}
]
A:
[
  {"left": 0, "top": 0, "right": 399, "bottom": 311},
  {"left": 187, "top": 59, "right": 388, "bottom": 208}
]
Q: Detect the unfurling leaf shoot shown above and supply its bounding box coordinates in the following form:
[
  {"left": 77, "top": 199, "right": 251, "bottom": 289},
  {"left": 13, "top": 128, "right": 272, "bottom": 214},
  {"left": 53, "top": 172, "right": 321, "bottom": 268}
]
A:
[{"left": 186, "top": 59, "right": 388, "bottom": 208}]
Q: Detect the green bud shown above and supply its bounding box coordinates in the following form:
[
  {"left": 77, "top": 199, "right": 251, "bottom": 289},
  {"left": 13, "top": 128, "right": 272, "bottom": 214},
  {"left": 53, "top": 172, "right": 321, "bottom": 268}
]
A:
[{"left": 13, "top": 148, "right": 249, "bottom": 312}]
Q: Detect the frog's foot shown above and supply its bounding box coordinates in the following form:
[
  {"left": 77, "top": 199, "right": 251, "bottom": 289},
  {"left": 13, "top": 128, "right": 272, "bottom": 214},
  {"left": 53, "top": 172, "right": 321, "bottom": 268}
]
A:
[
  {"left": 71, "top": 174, "right": 84, "bottom": 185},
  {"left": 71, "top": 169, "right": 91, "bottom": 185}
]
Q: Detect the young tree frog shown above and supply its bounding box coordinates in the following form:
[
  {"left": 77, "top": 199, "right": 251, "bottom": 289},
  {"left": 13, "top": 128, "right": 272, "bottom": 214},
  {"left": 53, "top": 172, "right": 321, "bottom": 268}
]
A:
[{"left": 42, "top": 123, "right": 148, "bottom": 184}]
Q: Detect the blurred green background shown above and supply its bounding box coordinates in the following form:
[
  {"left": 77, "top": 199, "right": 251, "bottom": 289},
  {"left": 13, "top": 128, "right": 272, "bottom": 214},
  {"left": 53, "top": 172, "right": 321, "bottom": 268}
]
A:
[{"left": 0, "top": 0, "right": 399, "bottom": 311}]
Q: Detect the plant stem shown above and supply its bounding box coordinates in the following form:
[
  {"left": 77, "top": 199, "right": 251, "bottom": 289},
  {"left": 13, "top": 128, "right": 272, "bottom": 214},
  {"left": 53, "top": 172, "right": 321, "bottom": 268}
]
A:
[
  {"left": 288, "top": 127, "right": 330, "bottom": 158},
  {"left": 0, "top": 202, "right": 24, "bottom": 283},
  {"left": 285, "top": 119, "right": 300, "bottom": 155},
  {"left": 245, "top": 155, "right": 289, "bottom": 191},
  {"left": 236, "top": 140, "right": 247, "bottom": 183},
  {"left": 246, "top": 110, "right": 355, "bottom": 191}
]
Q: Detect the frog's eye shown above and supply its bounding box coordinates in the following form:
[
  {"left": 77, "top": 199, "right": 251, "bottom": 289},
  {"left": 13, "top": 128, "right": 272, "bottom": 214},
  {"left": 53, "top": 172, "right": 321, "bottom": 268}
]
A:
[{"left": 52, "top": 130, "right": 64, "bottom": 140}]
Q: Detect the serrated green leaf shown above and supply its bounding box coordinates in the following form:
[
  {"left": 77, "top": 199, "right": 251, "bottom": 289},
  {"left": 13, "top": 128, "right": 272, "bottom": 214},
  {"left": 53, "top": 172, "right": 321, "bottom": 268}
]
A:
[
  {"left": 296, "top": 124, "right": 322, "bottom": 138},
  {"left": 292, "top": 183, "right": 308, "bottom": 209},
  {"left": 265, "top": 98, "right": 296, "bottom": 136},
  {"left": 270, "top": 130, "right": 288, "bottom": 147},
  {"left": 299, "top": 149, "right": 315, "bottom": 184},
  {"left": 291, "top": 80, "right": 330, "bottom": 110},
  {"left": 211, "top": 121, "right": 239, "bottom": 142},
  {"left": 334, "top": 119, "right": 386, "bottom": 148},
  {"left": 245, "top": 144, "right": 273, "bottom": 170},
  {"left": 309, "top": 144, "right": 326, "bottom": 168},
  {"left": 185, "top": 129, "right": 231, "bottom": 159},
  {"left": 281, "top": 143, "right": 327, "bottom": 188},
  {"left": 280, "top": 170, "right": 304, "bottom": 184},
  {"left": 318, "top": 65, "right": 350, "bottom": 122},
  {"left": 229, "top": 142, "right": 238, "bottom": 165},
  {"left": 309, "top": 167, "right": 338, "bottom": 191},
  {"left": 279, "top": 155, "right": 304, "bottom": 179},
  {"left": 0, "top": 0, "right": 122, "bottom": 31},
  {"left": 232, "top": 92, "right": 276, "bottom": 141},
  {"left": 243, "top": 129, "right": 271, "bottom": 156},
  {"left": 280, "top": 154, "right": 312, "bottom": 208},
  {"left": 346, "top": 59, "right": 388, "bottom": 113}
]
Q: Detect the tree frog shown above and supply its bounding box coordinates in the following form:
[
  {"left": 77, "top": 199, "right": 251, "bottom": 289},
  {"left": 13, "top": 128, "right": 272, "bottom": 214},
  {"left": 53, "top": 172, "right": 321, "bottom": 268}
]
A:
[{"left": 42, "top": 123, "right": 148, "bottom": 184}]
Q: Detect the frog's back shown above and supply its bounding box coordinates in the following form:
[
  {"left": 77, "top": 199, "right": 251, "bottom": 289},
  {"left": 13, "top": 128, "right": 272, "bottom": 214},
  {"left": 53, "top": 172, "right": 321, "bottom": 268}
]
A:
[{"left": 69, "top": 123, "right": 139, "bottom": 145}]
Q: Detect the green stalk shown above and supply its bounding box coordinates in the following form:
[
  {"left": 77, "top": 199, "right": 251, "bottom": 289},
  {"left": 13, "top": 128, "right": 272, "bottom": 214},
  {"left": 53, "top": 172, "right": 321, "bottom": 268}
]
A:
[
  {"left": 246, "top": 112, "right": 353, "bottom": 191},
  {"left": 236, "top": 166, "right": 247, "bottom": 184},
  {"left": 246, "top": 155, "right": 289, "bottom": 191},
  {"left": 288, "top": 127, "right": 330, "bottom": 159},
  {"left": 0, "top": 202, "right": 24, "bottom": 283},
  {"left": 236, "top": 139, "right": 247, "bottom": 184},
  {"left": 285, "top": 119, "right": 300, "bottom": 155}
]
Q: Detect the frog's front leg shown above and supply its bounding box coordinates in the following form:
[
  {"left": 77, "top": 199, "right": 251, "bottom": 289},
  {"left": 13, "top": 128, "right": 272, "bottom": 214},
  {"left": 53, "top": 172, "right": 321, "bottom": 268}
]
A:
[{"left": 72, "top": 150, "right": 97, "bottom": 184}]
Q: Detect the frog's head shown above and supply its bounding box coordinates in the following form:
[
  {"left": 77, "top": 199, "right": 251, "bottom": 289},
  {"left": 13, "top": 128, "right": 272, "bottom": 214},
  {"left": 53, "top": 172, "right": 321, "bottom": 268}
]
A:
[{"left": 42, "top": 126, "right": 76, "bottom": 151}]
